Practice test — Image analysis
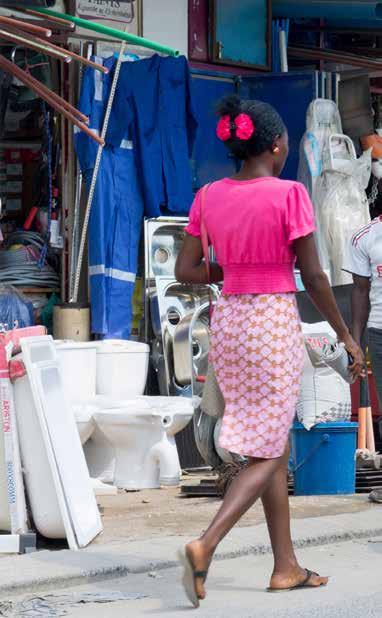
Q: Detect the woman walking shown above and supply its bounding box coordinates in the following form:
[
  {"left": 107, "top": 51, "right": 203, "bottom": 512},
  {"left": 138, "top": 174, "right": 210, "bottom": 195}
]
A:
[{"left": 175, "top": 95, "right": 364, "bottom": 608}]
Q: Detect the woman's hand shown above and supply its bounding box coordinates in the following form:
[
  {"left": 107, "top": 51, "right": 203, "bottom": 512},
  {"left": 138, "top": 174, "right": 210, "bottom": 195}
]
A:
[{"left": 340, "top": 332, "right": 365, "bottom": 380}]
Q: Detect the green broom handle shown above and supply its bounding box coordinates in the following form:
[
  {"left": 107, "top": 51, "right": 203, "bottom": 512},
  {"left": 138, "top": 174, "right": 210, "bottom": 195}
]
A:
[{"left": 32, "top": 7, "right": 179, "bottom": 57}]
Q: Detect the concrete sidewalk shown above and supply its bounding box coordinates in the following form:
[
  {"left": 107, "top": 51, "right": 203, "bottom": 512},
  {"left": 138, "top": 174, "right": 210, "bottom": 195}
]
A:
[{"left": 1, "top": 507, "right": 382, "bottom": 597}]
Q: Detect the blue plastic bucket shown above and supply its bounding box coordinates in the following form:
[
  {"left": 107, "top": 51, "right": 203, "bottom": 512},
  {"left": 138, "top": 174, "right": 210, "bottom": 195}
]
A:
[{"left": 291, "top": 422, "right": 358, "bottom": 495}]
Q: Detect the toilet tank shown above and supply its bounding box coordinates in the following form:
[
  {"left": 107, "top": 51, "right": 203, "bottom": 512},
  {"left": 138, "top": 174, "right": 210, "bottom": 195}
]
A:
[
  {"left": 96, "top": 340, "right": 149, "bottom": 398},
  {"left": 55, "top": 341, "right": 97, "bottom": 403}
]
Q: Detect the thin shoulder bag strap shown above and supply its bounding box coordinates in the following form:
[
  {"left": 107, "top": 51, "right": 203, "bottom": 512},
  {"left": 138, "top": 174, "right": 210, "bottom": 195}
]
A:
[
  {"left": 200, "top": 184, "right": 211, "bottom": 280},
  {"left": 199, "top": 183, "right": 214, "bottom": 323}
]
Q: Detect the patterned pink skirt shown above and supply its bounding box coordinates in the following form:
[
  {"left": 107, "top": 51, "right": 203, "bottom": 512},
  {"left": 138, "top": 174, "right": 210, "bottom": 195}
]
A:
[{"left": 209, "top": 293, "right": 304, "bottom": 459}]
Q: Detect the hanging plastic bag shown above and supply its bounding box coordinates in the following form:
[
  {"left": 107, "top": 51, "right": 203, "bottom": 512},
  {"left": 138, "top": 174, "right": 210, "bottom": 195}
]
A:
[
  {"left": 314, "top": 135, "right": 372, "bottom": 285},
  {"left": 297, "top": 99, "right": 343, "bottom": 200},
  {"left": 0, "top": 286, "right": 34, "bottom": 332}
]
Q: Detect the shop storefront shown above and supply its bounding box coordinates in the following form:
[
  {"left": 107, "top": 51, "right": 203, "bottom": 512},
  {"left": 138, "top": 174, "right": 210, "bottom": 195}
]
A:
[{"left": 0, "top": 0, "right": 381, "bottom": 552}]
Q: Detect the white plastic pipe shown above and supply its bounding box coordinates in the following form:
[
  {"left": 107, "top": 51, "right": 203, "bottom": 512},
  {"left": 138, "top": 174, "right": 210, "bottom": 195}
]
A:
[{"left": 279, "top": 30, "right": 288, "bottom": 72}]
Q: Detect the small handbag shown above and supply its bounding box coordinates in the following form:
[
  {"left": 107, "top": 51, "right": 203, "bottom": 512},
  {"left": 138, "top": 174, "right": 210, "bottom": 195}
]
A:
[{"left": 199, "top": 184, "right": 225, "bottom": 419}]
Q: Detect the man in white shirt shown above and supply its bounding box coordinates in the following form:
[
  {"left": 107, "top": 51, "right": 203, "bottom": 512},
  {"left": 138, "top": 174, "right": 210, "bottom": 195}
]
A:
[{"left": 346, "top": 217, "right": 382, "bottom": 503}]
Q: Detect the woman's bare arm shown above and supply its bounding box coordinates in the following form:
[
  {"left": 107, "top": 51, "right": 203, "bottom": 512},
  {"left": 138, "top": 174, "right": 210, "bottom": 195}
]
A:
[
  {"left": 175, "top": 235, "right": 223, "bottom": 284},
  {"left": 294, "top": 234, "right": 364, "bottom": 376}
]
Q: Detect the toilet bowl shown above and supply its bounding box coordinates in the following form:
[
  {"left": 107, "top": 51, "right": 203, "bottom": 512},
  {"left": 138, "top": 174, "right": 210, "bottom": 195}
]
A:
[
  {"left": 73, "top": 404, "right": 96, "bottom": 445},
  {"left": 72, "top": 403, "right": 117, "bottom": 495},
  {"left": 83, "top": 425, "right": 115, "bottom": 483},
  {"left": 94, "top": 397, "right": 194, "bottom": 490}
]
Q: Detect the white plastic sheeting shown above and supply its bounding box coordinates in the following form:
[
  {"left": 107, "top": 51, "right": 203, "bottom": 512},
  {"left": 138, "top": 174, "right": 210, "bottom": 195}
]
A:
[
  {"left": 298, "top": 99, "right": 372, "bottom": 284},
  {"left": 314, "top": 135, "right": 371, "bottom": 285},
  {"left": 298, "top": 98, "right": 342, "bottom": 200}
]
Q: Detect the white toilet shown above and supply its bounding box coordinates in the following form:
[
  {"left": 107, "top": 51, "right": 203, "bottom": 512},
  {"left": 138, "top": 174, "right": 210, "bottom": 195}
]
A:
[
  {"left": 94, "top": 396, "right": 194, "bottom": 490},
  {"left": 82, "top": 340, "right": 151, "bottom": 482},
  {"left": 54, "top": 339, "right": 194, "bottom": 491}
]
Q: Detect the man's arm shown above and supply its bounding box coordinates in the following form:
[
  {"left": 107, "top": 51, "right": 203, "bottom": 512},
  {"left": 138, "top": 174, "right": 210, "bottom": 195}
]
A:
[{"left": 351, "top": 274, "right": 371, "bottom": 345}]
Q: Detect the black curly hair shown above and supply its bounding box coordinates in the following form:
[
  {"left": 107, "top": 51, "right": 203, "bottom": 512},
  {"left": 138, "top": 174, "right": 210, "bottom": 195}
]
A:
[{"left": 216, "top": 95, "right": 286, "bottom": 161}]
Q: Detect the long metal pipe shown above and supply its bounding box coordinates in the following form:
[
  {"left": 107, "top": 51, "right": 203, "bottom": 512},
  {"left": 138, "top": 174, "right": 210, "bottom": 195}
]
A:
[
  {"left": 1, "top": 59, "right": 89, "bottom": 123},
  {"left": 13, "top": 8, "right": 76, "bottom": 30},
  {"left": 0, "top": 26, "right": 71, "bottom": 62},
  {"left": 0, "top": 14, "right": 52, "bottom": 37},
  {"left": 288, "top": 45, "right": 382, "bottom": 70},
  {"left": 0, "top": 55, "right": 103, "bottom": 145},
  {"left": 274, "top": 0, "right": 382, "bottom": 20},
  {"left": 33, "top": 7, "right": 180, "bottom": 57},
  {"left": 24, "top": 32, "right": 108, "bottom": 73}
]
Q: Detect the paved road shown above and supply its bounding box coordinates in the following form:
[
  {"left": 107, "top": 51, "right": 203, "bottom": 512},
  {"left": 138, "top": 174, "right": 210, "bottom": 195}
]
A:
[{"left": 7, "top": 536, "right": 382, "bottom": 617}]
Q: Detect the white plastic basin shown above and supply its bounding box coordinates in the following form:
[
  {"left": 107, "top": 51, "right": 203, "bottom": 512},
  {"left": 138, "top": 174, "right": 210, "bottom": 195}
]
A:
[{"left": 13, "top": 372, "right": 66, "bottom": 539}]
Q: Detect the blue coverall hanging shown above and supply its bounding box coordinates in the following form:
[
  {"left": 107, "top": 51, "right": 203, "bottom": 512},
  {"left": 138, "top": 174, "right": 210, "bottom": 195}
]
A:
[
  {"left": 106, "top": 54, "right": 198, "bottom": 217},
  {"left": 75, "top": 54, "right": 144, "bottom": 340}
]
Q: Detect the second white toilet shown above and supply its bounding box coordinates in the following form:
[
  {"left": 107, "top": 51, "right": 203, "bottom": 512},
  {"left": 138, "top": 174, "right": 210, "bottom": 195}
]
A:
[{"left": 94, "top": 397, "right": 194, "bottom": 490}]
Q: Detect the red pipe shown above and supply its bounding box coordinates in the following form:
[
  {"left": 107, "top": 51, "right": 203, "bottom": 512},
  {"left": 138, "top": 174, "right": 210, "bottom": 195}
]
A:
[
  {"left": 23, "top": 206, "right": 38, "bottom": 231},
  {"left": 0, "top": 56, "right": 89, "bottom": 123},
  {"left": 0, "top": 56, "right": 103, "bottom": 146},
  {"left": 0, "top": 14, "right": 52, "bottom": 37},
  {"left": 30, "top": 34, "right": 108, "bottom": 74},
  {"left": 0, "top": 26, "right": 71, "bottom": 63},
  {"left": 16, "top": 8, "right": 76, "bottom": 30}
]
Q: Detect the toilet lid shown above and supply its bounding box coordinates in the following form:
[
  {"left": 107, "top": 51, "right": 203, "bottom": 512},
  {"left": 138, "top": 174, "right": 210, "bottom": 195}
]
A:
[
  {"left": 94, "top": 396, "right": 151, "bottom": 411},
  {"left": 96, "top": 340, "right": 149, "bottom": 355},
  {"left": 94, "top": 407, "right": 162, "bottom": 424},
  {"left": 55, "top": 341, "right": 98, "bottom": 351},
  {"left": 137, "top": 396, "right": 194, "bottom": 413}
]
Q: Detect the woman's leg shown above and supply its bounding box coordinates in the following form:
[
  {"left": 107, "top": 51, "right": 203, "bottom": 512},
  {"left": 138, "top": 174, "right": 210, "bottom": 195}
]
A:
[
  {"left": 261, "top": 449, "right": 328, "bottom": 589},
  {"left": 186, "top": 453, "right": 284, "bottom": 599},
  {"left": 187, "top": 448, "right": 327, "bottom": 599}
]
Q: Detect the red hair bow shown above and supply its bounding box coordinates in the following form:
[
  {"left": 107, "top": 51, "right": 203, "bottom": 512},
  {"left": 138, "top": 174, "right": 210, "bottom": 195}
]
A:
[{"left": 216, "top": 113, "right": 255, "bottom": 142}]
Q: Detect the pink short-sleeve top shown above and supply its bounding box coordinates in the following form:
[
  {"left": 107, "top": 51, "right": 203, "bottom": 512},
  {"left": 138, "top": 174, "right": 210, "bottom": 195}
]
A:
[{"left": 185, "top": 177, "right": 316, "bottom": 295}]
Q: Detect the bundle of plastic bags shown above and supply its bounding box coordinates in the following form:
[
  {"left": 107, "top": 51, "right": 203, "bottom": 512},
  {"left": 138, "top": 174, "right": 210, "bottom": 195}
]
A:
[{"left": 297, "top": 322, "right": 352, "bottom": 430}]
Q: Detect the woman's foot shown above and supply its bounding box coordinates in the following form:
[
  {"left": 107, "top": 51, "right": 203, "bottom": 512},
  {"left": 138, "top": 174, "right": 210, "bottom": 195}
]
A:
[
  {"left": 269, "top": 566, "right": 328, "bottom": 591},
  {"left": 185, "top": 539, "right": 213, "bottom": 600}
]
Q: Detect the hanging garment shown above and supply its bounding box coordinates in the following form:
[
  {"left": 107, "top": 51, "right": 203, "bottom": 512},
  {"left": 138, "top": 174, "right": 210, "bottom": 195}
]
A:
[
  {"left": 75, "top": 56, "right": 144, "bottom": 339},
  {"left": 106, "top": 54, "right": 198, "bottom": 217}
]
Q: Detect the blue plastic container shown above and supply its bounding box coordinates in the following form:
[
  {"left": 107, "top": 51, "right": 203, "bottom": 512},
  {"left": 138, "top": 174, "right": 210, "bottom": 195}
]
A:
[{"left": 291, "top": 422, "right": 358, "bottom": 496}]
